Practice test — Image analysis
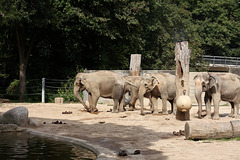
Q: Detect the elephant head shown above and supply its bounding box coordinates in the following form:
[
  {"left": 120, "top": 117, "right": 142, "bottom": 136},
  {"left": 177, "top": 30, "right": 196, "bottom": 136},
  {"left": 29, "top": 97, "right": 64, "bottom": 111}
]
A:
[
  {"left": 74, "top": 73, "right": 90, "bottom": 111},
  {"left": 193, "top": 72, "right": 220, "bottom": 118}
]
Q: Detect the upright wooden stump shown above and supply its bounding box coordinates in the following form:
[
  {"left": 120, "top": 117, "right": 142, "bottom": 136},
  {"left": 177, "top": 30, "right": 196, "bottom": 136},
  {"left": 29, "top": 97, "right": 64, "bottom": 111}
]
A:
[
  {"left": 175, "top": 41, "right": 191, "bottom": 120},
  {"left": 129, "top": 54, "right": 141, "bottom": 76}
]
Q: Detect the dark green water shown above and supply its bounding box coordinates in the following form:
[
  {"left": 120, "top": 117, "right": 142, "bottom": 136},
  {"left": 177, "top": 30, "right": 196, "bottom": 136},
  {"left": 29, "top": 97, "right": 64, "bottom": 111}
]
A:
[{"left": 0, "top": 132, "right": 97, "bottom": 160}]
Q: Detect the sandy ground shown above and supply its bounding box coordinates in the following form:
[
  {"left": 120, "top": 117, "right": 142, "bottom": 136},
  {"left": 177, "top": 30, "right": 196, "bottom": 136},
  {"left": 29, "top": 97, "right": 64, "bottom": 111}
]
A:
[{"left": 1, "top": 102, "right": 240, "bottom": 160}]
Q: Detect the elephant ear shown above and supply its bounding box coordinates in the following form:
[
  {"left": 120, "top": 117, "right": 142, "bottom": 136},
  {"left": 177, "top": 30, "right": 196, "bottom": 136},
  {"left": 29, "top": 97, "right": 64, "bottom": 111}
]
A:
[
  {"left": 151, "top": 76, "right": 159, "bottom": 88},
  {"left": 78, "top": 75, "right": 87, "bottom": 86},
  {"left": 209, "top": 75, "right": 219, "bottom": 89}
]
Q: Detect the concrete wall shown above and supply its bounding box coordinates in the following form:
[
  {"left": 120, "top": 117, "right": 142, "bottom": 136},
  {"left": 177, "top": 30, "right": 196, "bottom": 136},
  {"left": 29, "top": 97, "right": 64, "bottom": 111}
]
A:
[{"left": 229, "top": 67, "right": 240, "bottom": 76}]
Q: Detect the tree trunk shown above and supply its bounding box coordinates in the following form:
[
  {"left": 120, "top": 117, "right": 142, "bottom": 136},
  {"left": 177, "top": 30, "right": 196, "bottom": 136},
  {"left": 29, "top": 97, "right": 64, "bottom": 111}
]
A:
[
  {"left": 185, "top": 120, "right": 240, "bottom": 140},
  {"left": 16, "top": 23, "right": 37, "bottom": 101},
  {"left": 19, "top": 64, "right": 27, "bottom": 101},
  {"left": 129, "top": 54, "right": 141, "bottom": 76},
  {"left": 175, "top": 41, "right": 191, "bottom": 120}
]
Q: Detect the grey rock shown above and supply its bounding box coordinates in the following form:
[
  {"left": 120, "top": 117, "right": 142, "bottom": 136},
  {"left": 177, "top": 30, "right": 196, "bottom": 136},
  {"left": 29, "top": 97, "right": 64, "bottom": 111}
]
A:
[
  {"left": 28, "top": 118, "right": 39, "bottom": 127},
  {"left": 2, "top": 106, "right": 29, "bottom": 127}
]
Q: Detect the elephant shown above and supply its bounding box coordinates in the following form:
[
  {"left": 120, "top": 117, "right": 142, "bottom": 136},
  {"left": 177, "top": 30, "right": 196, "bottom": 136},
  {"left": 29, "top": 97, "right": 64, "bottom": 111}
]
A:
[
  {"left": 138, "top": 73, "right": 176, "bottom": 115},
  {"left": 194, "top": 72, "right": 240, "bottom": 119},
  {"left": 74, "top": 71, "right": 135, "bottom": 113},
  {"left": 123, "top": 76, "right": 152, "bottom": 111}
]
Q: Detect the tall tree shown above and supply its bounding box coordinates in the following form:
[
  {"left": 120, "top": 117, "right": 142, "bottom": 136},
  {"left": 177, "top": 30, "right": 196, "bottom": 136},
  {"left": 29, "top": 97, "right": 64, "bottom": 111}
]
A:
[
  {"left": 186, "top": 0, "right": 240, "bottom": 56},
  {"left": 0, "top": 0, "right": 56, "bottom": 100}
]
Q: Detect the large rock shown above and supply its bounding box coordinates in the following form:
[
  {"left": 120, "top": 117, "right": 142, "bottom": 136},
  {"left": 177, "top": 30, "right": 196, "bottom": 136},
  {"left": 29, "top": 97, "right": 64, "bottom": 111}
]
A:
[{"left": 1, "top": 106, "right": 29, "bottom": 127}]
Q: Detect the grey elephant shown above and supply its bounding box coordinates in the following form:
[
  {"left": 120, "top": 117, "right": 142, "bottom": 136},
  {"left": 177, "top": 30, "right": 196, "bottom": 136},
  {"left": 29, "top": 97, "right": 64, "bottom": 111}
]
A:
[
  {"left": 123, "top": 76, "right": 152, "bottom": 111},
  {"left": 194, "top": 72, "right": 240, "bottom": 119},
  {"left": 74, "top": 71, "right": 134, "bottom": 113},
  {"left": 138, "top": 73, "right": 176, "bottom": 115}
]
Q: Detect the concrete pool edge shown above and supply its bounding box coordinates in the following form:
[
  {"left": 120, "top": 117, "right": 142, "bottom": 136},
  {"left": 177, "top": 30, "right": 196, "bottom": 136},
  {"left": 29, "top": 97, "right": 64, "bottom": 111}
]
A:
[{"left": 26, "top": 129, "right": 118, "bottom": 160}]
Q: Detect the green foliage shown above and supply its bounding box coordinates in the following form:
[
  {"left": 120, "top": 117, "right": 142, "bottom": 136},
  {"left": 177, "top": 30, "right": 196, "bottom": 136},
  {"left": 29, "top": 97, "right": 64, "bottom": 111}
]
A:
[
  {"left": 6, "top": 79, "right": 19, "bottom": 95},
  {"left": 0, "top": 0, "right": 240, "bottom": 102},
  {"left": 57, "top": 79, "right": 77, "bottom": 103},
  {"left": 186, "top": 0, "right": 240, "bottom": 56}
]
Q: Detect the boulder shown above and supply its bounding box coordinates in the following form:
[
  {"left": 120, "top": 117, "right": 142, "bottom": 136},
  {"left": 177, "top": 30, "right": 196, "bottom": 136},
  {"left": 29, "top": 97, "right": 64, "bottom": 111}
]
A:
[{"left": 2, "top": 106, "right": 29, "bottom": 127}]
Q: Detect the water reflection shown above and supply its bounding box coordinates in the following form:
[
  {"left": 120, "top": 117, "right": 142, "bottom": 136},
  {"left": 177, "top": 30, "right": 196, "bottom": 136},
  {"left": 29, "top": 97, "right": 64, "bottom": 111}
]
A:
[{"left": 0, "top": 132, "right": 97, "bottom": 160}]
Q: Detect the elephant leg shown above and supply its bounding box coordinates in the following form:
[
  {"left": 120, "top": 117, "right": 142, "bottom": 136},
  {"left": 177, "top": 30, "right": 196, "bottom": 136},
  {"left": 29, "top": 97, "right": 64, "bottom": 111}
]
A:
[
  {"left": 161, "top": 96, "right": 168, "bottom": 115},
  {"left": 88, "top": 94, "right": 93, "bottom": 112},
  {"left": 119, "top": 97, "right": 125, "bottom": 112},
  {"left": 128, "top": 97, "right": 137, "bottom": 111},
  {"left": 88, "top": 91, "right": 100, "bottom": 113},
  {"left": 151, "top": 96, "right": 158, "bottom": 114},
  {"left": 205, "top": 94, "right": 212, "bottom": 119},
  {"left": 112, "top": 99, "right": 119, "bottom": 113},
  {"left": 169, "top": 99, "right": 175, "bottom": 114},
  {"left": 229, "top": 102, "right": 234, "bottom": 117},
  {"left": 212, "top": 93, "right": 221, "bottom": 120},
  {"left": 233, "top": 103, "right": 239, "bottom": 118}
]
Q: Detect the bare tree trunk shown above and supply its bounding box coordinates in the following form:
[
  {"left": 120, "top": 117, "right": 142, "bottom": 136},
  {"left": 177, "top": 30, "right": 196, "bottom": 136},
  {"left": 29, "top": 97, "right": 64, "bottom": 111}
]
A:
[
  {"left": 175, "top": 41, "right": 191, "bottom": 120},
  {"left": 16, "top": 23, "right": 37, "bottom": 101},
  {"left": 129, "top": 54, "right": 141, "bottom": 76},
  {"left": 19, "top": 64, "right": 27, "bottom": 101}
]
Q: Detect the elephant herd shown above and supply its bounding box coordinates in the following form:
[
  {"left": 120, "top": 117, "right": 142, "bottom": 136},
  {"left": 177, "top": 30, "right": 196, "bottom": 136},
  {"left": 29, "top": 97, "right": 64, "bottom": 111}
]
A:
[{"left": 74, "top": 70, "right": 240, "bottom": 120}]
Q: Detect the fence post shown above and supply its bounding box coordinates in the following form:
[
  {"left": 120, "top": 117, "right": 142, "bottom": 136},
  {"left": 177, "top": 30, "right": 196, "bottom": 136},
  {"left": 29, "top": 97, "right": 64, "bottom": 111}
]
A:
[{"left": 42, "top": 78, "right": 45, "bottom": 103}]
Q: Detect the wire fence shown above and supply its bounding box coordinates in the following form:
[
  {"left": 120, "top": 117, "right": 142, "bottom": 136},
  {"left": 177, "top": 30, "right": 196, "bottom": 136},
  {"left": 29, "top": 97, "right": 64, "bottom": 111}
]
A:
[
  {"left": 203, "top": 55, "right": 240, "bottom": 66},
  {"left": 0, "top": 78, "right": 77, "bottom": 103}
]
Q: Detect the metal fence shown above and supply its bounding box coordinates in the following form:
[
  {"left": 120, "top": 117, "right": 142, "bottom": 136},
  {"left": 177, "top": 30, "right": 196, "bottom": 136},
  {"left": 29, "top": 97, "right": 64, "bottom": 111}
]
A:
[
  {"left": 203, "top": 55, "right": 240, "bottom": 66},
  {"left": 0, "top": 78, "right": 74, "bottom": 103}
]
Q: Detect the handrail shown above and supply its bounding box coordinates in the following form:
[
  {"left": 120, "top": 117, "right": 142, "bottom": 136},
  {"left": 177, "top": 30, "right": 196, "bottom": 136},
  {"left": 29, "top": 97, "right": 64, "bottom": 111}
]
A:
[{"left": 203, "top": 55, "right": 240, "bottom": 66}]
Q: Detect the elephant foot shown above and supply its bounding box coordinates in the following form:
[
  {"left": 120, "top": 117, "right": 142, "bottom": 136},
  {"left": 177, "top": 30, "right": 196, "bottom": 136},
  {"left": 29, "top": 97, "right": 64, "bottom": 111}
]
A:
[
  {"left": 232, "top": 115, "right": 239, "bottom": 119},
  {"left": 128, "top": 107, "right": 135, "bottom": 111},
  {"left": 90, "top": 108, "right": 98, "bottom": 114},
  {"left": 204, "top": 115, "right": 212, "bottom": 119},
  {"left": 228, "top": 114, "right": 234, "bottom": 118},
  {"left": 162, "top": 111, "right": 168, "bottom": 115},
  {"left": 212, "top": 116, "right": 219, "bottom": 120},
  {"left": 140, "top": 113, "right": 145, "bottom": 116},
  {"left": 112, "top": 109, "right": 119, "bottom": 113}
]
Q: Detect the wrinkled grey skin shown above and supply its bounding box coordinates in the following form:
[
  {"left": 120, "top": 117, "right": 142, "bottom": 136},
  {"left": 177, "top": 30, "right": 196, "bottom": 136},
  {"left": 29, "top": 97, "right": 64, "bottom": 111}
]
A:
[
  {"left": 74, "top": 71, "right": 134, "bottom": 113},
  {"left": 138, "top": 73, "right": 176, "bottom": 115},
  {"left": 194, "top": 72, "right": 240, "bottom": 120},
  {"left": 123, "top": 76, "right": 152, "bottom": 111}
]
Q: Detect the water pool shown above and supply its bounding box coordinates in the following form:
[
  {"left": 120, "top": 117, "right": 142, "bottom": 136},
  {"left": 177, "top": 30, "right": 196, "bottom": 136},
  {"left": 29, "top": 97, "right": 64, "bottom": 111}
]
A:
[{"left": 0, "top": 132, "right": 97, "bottom": 160}]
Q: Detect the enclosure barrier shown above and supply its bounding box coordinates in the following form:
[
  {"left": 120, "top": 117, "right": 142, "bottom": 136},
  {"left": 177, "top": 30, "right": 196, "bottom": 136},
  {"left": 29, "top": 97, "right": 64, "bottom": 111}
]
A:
[{"left": 203, "top": 55, "right": 240, "bottom": 66}]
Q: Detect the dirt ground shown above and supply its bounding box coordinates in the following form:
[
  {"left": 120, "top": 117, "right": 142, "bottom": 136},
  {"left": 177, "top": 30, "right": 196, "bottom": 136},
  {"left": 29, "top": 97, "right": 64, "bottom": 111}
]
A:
[{"left": 1, "top": 102, "right": 240, "bottom": 160}]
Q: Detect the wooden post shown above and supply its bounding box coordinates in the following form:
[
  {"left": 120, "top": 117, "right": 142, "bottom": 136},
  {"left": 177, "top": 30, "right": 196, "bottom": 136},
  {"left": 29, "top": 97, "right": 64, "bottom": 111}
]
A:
[
  {"left": 175, "top": 41, "right": 191, "bottom": 120},
  {"left": 129, "top": 54, "right": 141, "bottom": 76}
]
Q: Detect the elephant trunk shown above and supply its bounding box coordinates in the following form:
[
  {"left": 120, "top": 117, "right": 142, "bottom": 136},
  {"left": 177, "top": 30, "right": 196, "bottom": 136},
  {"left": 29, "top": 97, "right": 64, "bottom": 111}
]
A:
[
  {"left": 195, "top": 81, "right": 203, "bottom": 118},
  {"left": 74, "top": 82, "right": 89, "bottom": 111}
]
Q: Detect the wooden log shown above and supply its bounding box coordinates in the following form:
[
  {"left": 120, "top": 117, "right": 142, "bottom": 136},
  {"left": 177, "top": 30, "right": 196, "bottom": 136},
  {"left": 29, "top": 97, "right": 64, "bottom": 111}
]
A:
[
  {"left": 185, "top": 121, "right": 232, "bottom": 140},
  {"left": 185, "top": 120, "right": 240, "bottom": 140},
  {"left": 129, "top": 54, "right": 141, "bottom": 76},
  {"left": 231, "top": 120, "right": 240, "bottom": 137}
]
